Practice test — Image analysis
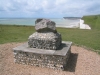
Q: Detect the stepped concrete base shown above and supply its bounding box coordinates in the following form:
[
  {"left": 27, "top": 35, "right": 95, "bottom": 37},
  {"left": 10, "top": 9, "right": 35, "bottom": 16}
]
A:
[{"left": 13, "top": 41, "right": 72, "bottom": 70}]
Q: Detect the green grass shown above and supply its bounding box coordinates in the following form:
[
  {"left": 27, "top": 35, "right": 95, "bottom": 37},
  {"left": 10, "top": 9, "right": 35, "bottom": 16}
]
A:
[
  {"left": 0, "top": 25, "right": 35, "bottom": 43},
  {"left": 0, "top": 15, "right": 100, "bottom": 54},
  {"left": 82, "top": 15, "right": 100, "bottom": 30},
  {"left": 57, "top": 28, "right": 100, "bottom": 52}
]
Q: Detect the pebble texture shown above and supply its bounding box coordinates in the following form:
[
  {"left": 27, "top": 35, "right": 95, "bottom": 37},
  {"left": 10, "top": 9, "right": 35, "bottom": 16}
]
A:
[
  {"left": 28, "top": 32, "right": 61, "bottom": 50},
  {"left": 13, "top": 42, "right": 71, "bottom": 70},
  {"left": 13, "top": 49, "right": 71, "bottom": 70}
]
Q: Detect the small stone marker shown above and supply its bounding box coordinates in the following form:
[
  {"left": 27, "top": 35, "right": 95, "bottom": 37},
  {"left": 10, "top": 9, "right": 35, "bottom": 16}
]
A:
[{"left": 13, "top": 18, "right": 72, "bottom": 70}]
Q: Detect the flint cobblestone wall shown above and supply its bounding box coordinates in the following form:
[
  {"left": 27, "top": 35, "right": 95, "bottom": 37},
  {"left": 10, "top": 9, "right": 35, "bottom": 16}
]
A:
[
  {"left": 28, "top": 32, "right": 62, "bottom": 50},
  {"left": 13, "top": 49, "right": 71, "bottom": 70}
]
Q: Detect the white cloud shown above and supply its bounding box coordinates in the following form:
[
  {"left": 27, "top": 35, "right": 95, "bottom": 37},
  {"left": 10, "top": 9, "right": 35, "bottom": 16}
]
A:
[{"left": 0, "top": 0, "right": 100, "bottom": 18}]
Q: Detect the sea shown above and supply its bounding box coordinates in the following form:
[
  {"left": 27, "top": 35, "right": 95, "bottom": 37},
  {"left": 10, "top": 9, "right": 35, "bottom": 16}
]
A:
[{"left": 0, "top": 18, "right": 80, "bottom": 28}]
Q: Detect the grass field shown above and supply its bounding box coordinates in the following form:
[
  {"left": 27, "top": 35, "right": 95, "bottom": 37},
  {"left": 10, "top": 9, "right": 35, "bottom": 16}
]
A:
[
  {"left": 0, "top": 15, "right": 100, "bottom": 54},
  {"left": 82, "top": 15, "right": 100, "bottom": 30}
]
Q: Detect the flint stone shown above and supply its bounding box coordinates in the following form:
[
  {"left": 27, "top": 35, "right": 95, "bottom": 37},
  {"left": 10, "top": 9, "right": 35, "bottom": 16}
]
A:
[
  {"left": 35, "top": 19, "right": 56, "bottom": 32},
  {"left": 28, "top": 32, "right": 62, "bottom": 50},
  {"left": 13, "top": 41, "right": 72, "bottom": 70}
]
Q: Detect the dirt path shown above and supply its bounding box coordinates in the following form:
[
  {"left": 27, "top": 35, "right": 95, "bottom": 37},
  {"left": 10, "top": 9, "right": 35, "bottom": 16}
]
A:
[{"left": 0, "top": 43, "right": 100, "bottom": 75}]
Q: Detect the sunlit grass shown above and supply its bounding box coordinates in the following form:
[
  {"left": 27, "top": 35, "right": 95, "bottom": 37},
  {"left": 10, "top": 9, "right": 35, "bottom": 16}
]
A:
[{"left": 0, "top": 24, "right": 100, "bottom": 54}]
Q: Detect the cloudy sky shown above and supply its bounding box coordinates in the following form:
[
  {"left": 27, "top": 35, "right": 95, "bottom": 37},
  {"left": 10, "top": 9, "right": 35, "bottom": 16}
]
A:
[{"left": 0, "top": 0, "right": 100, "bottom": 18}]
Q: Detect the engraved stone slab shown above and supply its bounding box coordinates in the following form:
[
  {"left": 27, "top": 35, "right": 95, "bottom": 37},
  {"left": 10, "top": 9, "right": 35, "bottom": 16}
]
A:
[{"left": 13, "top": 41, "right": 72, "bottom": 70}]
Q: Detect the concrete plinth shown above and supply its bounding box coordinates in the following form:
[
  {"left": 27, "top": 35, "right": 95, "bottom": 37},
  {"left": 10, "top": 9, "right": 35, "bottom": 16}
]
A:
[{"left": 13, "top": 41, "right": 72, "bottom": 70}]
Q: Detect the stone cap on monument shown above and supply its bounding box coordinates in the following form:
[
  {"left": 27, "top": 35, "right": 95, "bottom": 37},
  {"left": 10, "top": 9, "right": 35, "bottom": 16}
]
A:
[{"left": 35, "top": 18, "right": 57, "bottom": 33}]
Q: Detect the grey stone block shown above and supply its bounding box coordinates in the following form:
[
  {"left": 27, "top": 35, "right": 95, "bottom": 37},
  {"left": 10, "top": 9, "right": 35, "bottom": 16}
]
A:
[
  {"left": 28, "top": 32, "right": 62, "bottom": 50},
  {"left": 13, "top": 41, "right": 72, "bottom": 70},
  {"left": 35, "top": 18, "right": 56, "bottom": 32}
]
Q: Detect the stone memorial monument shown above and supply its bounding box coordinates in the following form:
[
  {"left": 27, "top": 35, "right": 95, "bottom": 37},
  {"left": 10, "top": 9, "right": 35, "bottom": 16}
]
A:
[
  {"left": 28, "top": 19, "right": 61, "bottom": 50},
  {"left": 13, "top": 18, "right": 72, "bottom": 70}
]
